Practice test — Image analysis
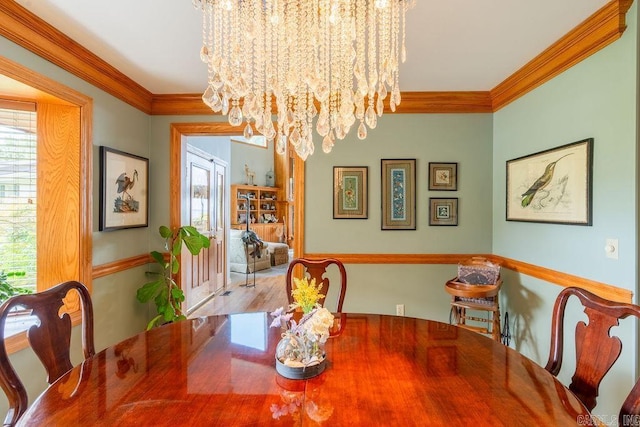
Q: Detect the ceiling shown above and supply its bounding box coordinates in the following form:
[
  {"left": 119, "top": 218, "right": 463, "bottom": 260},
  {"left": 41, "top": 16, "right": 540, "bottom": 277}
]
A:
[{"left": 14, "top": 0, "right": 610, "bottom": 95}]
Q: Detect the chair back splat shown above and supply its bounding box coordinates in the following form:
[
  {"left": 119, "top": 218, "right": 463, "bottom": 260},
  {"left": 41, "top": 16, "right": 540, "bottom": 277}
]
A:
[
  {"left": 0, "top": 281, "right": 95, "bottom": 426},
  {"left": 545, "top": 286, "right": 640, "bottom": 420},
  {"left": 286, "top": 258, "right": 347, "bottom": 312}
]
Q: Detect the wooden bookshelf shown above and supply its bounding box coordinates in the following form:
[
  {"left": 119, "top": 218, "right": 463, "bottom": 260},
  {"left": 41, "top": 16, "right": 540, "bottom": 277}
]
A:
[{"left": 231, "top": 184, "right": 283, "bottom": 242}]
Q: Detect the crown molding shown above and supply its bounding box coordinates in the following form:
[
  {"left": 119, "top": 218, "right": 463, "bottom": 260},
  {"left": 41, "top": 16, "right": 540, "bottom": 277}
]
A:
[
  {"left": 151, "top": 91, "right": 493, "bottom": 116},
  {"left": 0, "top": 0, "right": 634, "bottom": 115},
  {"left": 491, "top": 0, "right": 633, "bottom": 111},
  {"left": 0, "top": 1, "right": 152, "bottom": 113}
]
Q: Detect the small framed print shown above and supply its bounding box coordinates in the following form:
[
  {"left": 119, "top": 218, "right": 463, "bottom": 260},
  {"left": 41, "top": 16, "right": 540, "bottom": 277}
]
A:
[
  {"left": 429, "top": 198, "right": 458, "bottom": 226},
  {"left": 429, "top": 162, "right": 458, "bottom": 191},
  {"left": 333, "top": 166, "right": 368, "bottom": 219}
]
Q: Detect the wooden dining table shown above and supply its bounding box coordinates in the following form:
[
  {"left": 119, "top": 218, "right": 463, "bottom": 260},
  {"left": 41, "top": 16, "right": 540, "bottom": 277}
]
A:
[{"left": 18, "top": 313, "right": 590, "bottom": 426}]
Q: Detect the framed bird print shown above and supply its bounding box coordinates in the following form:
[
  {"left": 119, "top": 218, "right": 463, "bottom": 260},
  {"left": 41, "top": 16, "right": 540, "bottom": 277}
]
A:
[
  {"left": 99, "top": 146, "right": 149, "bottom": 231},
  {"left": 506, "top": 138, "right": 593, "bottom": 225}
]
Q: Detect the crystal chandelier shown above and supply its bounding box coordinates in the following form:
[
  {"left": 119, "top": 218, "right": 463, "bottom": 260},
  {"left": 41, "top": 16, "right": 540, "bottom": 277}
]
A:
[{"left": 193, "top": 0, "right": 414, "bottom": 160}]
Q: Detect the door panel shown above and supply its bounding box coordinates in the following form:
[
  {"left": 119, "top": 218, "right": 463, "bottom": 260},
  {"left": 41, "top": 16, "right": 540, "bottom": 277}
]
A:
[
  {"left": 183, "top": 148, "right": 226, "bottom": 312},
  {"left": 213, "top": 165, "right": 225, "bottom": 289}
]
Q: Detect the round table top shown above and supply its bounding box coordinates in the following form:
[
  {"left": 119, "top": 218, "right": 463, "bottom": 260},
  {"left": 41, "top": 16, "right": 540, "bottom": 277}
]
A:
[{"left": 19, "top": 313, "right": 589, "bottom": 426}]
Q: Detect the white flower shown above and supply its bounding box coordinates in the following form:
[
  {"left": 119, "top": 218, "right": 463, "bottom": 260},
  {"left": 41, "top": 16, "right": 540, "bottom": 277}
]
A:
[{"left": 302, "top": 308, "right": 334, "bottom": 343}]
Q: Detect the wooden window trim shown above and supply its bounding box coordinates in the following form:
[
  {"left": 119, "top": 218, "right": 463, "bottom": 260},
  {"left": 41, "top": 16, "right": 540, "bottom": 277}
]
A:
[{"left": 0, "top": 56, "right": 92, "bottom": 354}]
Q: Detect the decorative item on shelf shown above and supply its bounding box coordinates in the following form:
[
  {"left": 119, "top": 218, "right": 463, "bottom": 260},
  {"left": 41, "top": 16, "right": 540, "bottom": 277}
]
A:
[
  {"left": 262, "top": 214, "right": 278, "bottom": 223},
  {"left": 245, "top": 164, "right": 256, "bottom": 186},
  {"left": 270, "top": 277, "right": 335, "bottom": 379},
  {"left": 266, "top": 169, "right": 275, "bottom": 187}
]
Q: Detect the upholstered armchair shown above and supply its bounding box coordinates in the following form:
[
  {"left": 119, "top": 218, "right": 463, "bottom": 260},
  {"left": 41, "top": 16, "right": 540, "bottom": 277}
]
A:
[{"left": 229, "top": 229, "right": 271, "bottom": 273}]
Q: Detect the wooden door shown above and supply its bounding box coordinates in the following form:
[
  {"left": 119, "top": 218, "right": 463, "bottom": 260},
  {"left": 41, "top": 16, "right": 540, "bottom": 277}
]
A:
[
  {"left": 212, "top": 161, "right": 225, "bottom": 289},
  {"left": 183, "top": 147, "right": 226, "bottom": 312}
]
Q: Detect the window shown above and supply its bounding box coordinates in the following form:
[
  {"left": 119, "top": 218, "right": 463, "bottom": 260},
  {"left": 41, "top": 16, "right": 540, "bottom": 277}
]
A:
[
  {"left": 1, "top": 58, "right": 92, "bottom": 352},
  {"left": 0, "top": 104, "right": 37, "bottom": 295}
]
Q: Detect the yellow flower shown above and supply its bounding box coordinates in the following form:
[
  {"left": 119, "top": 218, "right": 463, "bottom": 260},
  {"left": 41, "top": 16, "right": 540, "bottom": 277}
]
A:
[{"left": 290, "top": 277, "right": 325, "bottom": 314}]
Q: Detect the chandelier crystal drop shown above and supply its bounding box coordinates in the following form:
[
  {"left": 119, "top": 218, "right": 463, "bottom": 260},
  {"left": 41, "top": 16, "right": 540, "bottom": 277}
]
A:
[{"left": 193, "top": 0, "right": 414, "bottom": 160}]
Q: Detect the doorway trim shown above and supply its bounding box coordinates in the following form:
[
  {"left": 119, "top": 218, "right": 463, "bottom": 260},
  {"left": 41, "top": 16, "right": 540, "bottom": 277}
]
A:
[{"left": 169, "top": 122, "right": 305, "bottom": 267}]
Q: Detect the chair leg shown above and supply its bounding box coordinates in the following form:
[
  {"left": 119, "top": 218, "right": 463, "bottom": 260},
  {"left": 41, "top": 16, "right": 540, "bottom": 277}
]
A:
[{"left": 492, "top": 306, "right": 501, "bottom": 342}]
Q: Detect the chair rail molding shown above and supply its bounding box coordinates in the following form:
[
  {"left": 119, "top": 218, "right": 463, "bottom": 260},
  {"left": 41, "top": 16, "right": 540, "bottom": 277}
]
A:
[{"left": 303, "top": 252, "right": 633, "bottom": 304}]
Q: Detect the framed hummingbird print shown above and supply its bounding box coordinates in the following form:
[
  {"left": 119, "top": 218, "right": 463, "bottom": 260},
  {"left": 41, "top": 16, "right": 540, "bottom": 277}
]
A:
[
  {"left": 506, "top": 138, "right": 593, "bottom": 225},
  {"left": 99, "top": 146, "right": 149, "bottom": 231}
]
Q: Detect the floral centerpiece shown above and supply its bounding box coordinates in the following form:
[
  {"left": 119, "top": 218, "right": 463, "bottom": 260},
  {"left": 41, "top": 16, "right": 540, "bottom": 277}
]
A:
[{"left": 270, "top": 277, "right": 334, "bottom": 379}]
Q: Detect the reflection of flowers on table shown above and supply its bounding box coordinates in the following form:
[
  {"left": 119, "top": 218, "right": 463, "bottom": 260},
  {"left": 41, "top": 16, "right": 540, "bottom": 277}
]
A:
[
  {"left": 270, "top": 389, "right": 303, "bottom": 421},
  {"left": 271, "top": 377, "right": 334, "bottom": 423}
]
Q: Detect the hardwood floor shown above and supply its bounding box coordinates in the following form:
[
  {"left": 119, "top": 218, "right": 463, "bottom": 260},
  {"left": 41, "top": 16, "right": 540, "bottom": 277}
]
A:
[{"left": 188, "top": 274, "right": 289, "bottom": 318}]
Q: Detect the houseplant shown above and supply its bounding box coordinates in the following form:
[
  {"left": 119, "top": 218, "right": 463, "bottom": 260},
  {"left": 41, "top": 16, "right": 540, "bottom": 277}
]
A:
[
  {"left": 0, "top": 271, "right": 30, "bottom": 302},
  {"left": 136, "top": 225, "right": 210, "bottom": 330}
]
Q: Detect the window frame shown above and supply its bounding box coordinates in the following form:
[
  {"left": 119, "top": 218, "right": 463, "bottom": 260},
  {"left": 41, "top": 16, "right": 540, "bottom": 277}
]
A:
[{"left": 0, "top": 56, "right": 92, "bottom": 354}]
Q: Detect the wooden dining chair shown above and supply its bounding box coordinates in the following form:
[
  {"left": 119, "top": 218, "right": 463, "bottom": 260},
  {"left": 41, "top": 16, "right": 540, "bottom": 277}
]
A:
[
  {"left": 286, "top": 258, "right": 347, "bottom": 312},
  {"left": 544, "top": 286, "right": 640, "bottom": 418},
  {"left": 0, "top": 280, "right": 95, "bottom": 426}
]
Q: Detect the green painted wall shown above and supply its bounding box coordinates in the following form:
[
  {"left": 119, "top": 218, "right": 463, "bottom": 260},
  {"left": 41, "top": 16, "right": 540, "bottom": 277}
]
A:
[
  {"left": 0, "top": 36, "right": 153, "bottom": 413},
  {"left": 492, "top": 3, "right": 638, "bottom": 417},
  {"left": 304, "top": 113, "right": 494, "bottom": 319}
]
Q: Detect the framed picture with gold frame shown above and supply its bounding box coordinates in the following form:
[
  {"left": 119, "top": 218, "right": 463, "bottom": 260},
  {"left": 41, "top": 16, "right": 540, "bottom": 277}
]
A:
[
  {"left": 333, "top": 166, "right": 368, "bottom": 219},
  {"left": 381, "top": 159, "right": 416, "bottom": 230},
  {"left": 429, "top": 198, "right": 458, "bottom": 226},
  {"left": 429, "top": 162, "right": 458, "bottom": 191}
]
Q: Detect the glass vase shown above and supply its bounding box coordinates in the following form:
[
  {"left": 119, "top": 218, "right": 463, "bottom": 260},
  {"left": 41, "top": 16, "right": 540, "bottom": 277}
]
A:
[{"left": 275, "top": 331, "right": 326, "bottom": 379}]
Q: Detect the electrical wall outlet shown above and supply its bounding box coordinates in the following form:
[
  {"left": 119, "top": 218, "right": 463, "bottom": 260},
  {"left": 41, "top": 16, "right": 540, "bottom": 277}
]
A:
[
  {"left": 605, "top": 238, "right": 619, "bottom": 259},
  {"left": 396, "top": 304, "right": 405, "bottom": 316}
]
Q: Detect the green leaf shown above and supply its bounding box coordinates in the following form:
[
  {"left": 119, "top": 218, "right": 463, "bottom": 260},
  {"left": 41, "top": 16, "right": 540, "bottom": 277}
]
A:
[
  {"left": 159, "top": 225, "right": 172, "bottom": 239},
  {"left": 182, "top": 225, "right": 199, "bottom": 236},
  {"left": 172, "top": 237, "right": 182, "bottom": 256},
  {"left": 175, "top": 315, "right": 187, "bottom": 322},
  {"left": 150, "top": 251, "right": 165, "bottom": 265},
  {"left": 171, "top": 287, "right": 185, "bottom": 303},
  {"left": 183, "top": 235, "right": 204, "bottom": 255},
  {"left": 171, "top": 258, "right": 180, "bottom": 274},
  {"left": 146, "top": 314, "right": 163, "bottom": 330},
  {"left": 201, "top": 234, "right": 211, "bottom": 249},
  {"left": 164, "top": 304, "right": 176, "bottom": 322},
  {"left": 136, "top": 280, "right": 162, "bottom": 303}
]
